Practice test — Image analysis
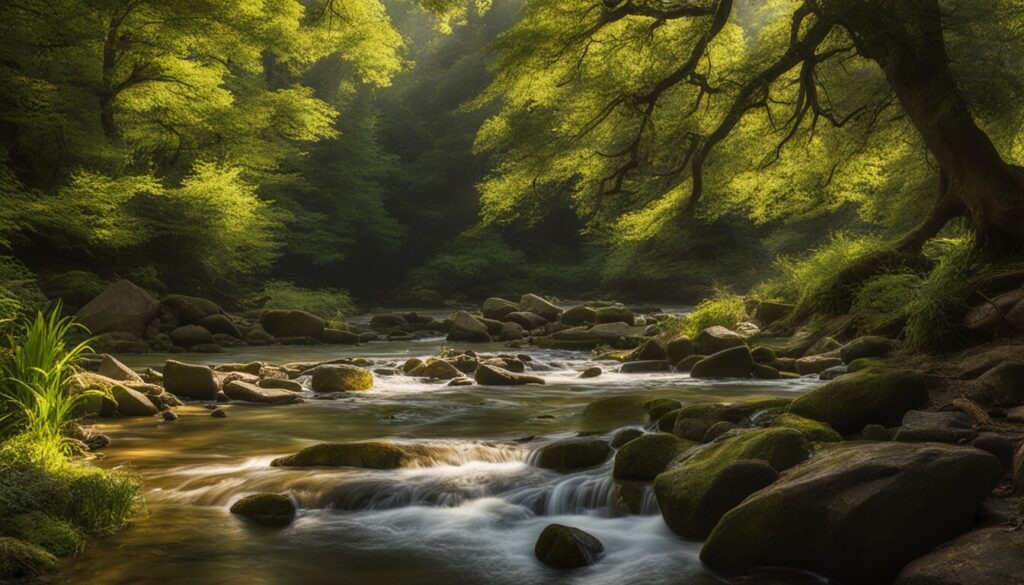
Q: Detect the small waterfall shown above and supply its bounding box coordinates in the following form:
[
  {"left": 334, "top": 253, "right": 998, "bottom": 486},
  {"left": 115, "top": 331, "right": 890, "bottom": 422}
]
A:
[
  {"left": 402, "top": 441, "right": 527, "bottom": 468},
  {"left": 542, "top": 474, "right": 618, "bottom": 515}
]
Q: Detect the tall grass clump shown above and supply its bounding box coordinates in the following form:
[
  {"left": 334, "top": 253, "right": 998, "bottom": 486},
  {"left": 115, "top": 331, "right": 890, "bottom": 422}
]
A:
[
  {"left": 680, "top": 292, "right": 747, "bottom": 337},
  {"left": 256, "top": 281, "right": 356, "bottom": 324},
  {"left": 904, "top": 232, "right": 978, "bottom": 351},
  {"left": 0, "top": 305, "right": 94, "bottom": 449},
  {"left": 850, "top": 272, "right": 923, "bottom": 335}
]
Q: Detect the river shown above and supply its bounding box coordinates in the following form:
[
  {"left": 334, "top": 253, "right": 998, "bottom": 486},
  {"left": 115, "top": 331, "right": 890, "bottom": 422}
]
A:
[{"left": 51, "top": 312, "right": 824, "bottom": 585}]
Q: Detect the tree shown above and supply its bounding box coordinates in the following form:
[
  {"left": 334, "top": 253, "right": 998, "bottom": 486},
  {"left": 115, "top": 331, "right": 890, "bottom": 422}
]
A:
[{"left": 474, "top": 0, "right": 1024, "bottom": 255}]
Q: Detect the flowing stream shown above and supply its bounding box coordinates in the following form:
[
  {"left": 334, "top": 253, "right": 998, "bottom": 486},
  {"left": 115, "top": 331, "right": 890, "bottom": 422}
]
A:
[{"left": 50, "top": 311, "right": 824, "bottom": 585}]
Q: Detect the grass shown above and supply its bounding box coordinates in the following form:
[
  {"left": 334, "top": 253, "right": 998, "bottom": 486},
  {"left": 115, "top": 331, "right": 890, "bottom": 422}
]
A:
[
  {"left": 850, "top": 272, "right": 923, "bottom": 335},
  {"left": 256, "top": 281, "right": 356, "bottom": 324},
  {"left": 677, "top": 292, "right": 748, "bottom": 338},
  {"left": 904, "top": 233, "right": 978, "bottom": 351}
]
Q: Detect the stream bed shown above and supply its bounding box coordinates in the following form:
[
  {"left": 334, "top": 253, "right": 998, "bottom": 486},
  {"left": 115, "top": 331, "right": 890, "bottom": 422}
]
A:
[{"left": 50, "top": 332, "right": 824, "bottom": 585}]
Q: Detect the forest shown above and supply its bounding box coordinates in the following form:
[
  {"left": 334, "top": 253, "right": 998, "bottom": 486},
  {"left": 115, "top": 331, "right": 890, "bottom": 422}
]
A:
[{"left": 1, "top": 1, "right": 1023, "bottom": 584}]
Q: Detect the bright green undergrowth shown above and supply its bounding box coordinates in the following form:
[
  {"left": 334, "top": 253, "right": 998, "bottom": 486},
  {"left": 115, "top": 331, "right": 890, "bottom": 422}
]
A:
[
  {"left": 678, "top": 293, "right": 748, "bottom": 338},
  {"left": 256, "top": 281, "right": 356, "bottom": 323},
  {"left": 904, "top": 233, "right": 978, "bottom": 351}
]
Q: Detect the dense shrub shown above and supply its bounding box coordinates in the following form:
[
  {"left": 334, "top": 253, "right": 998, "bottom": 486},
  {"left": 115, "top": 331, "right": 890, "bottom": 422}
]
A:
[
  {"left": 256, "top": 281, "right": 356, "bottom": 322},
  {"left": 904, "top": 233, "right": 978, "bottom": 351},
  {"left": 679, "top": 293, "right": 748, "bottom": 337},
  {"left": 850, "top": 273, "right": 923, "bottom": 335}
]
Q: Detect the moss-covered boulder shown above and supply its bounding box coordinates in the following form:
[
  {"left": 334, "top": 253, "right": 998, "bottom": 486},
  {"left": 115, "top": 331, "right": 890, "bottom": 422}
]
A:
[
  {"left": 610, "top": 428, "right": 644, "bottom": 448},
  {"left": 840, "top": 335, "right": 897, "bottom": 363},
  {"left": 694, "top": 326, "right": 746, "bottom": 355},
  {"left": 534, "top": 524, "right": 604, "bottom": 569},
  {"left": 310, "top": 364, "right": 373, "bottom": 392},
  {"left": 0, "top": 512, "right": 83, "bottom": 558},
  {"left": 408, "top": 358, "right": 462, "bottom": 380},
  {"left": 653, "top": 428, "right": 810, "bottom": 538},
  {"left": 613, "top": 433, "right": 693, "bottom": 481},
  {"left": 701, "top": 443, "right": 1002, "bottom": 585},
  {"left": 703, "top": 421, "right": 737, "bottom": 442},
  {"left": 753, "top": 364, "right": 782, "bottom": 379},
  {"left": 0, "top": 537, "right": 58, "bottom": 579},
  {"left": 690, "top": 346, "right": 754, "bottom": 379},
  {"left": 258, "top": 378, "right": 303, "bottom": 392},
  {"left": 671, "top": 398, "right": 792, "bottom": 442},
  {"left": 532, "top": 438, "right": 611, "bottom": 472},
  {"left": 666, "top": 336, "right": 695, "bottom": 363},
  {"left": 657, "top": 408, "right": 681, "bottom": 432},
  {"left": 323, "top": 328, "right": 360, "bottom": 344},
  {"left": 473, "top": 363, "right": 545, "bottom": 386},
  {"left": 229, "top": 493, "right": 296, "bottom": 527},
  {"left": 271, "top": 441, "right": 408, "bottom": 468},
  {"left": 770, "top": 413, "right": 842, "bottom": 442},
  {"left": 645, "top": 398, "right": 682, "bottom": 421},
  {"left": 560, "top": 305, "right": 598, "bottom": 326},
  {"left": 789, "top": 368, "right": 928, "bottom": 434},
  {"left": 580, "top": 395, "right": 648, "bottom": 433},
  {"left": 750, "top": 346, "right": 778, "bottom": 365},
  {"left": 847, "top": 357, "right": 885, "bottom": 373}
]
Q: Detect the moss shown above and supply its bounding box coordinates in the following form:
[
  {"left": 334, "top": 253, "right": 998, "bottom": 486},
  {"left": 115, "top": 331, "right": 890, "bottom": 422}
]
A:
[
  {"left": 788, "top": 368, "right": 928, "bottom": 434},
  {"left": 610, "top": 428, "right": 644, "bottom": 448},
  {"left": 750, "top": 346, "right": 778, "bottom": 364},
  {"left": 861, "top": 424, "right": 891, "bottom": 441},
  {"left": 653, "top": 428, "right": 810, "bottom": 538},
  {"left": 645, "top": 398, "right": 682, "bottom": 421},
  {"left": 657, "top": 408, "right": 681, "bottom": 432},
  {"left": 613, "top": 433, "right": 694, "bottom": 481},
  {"left": 771, "top": 413, "right": 842, "bottom": 443},
  {"left": 703, "top": 421, "right": 737, "bottom": 442},
  {"left": 846, "top": 357, "right": 886, "bottom": 373},
  {"left": 0, "top": 512, "right": 84, "bottom": 558},
  {"left": 534, "top": 524, "right": 604, "bottom": 569},
  {"left": 673, "top": 398, "right": 792, "bottom": 441},
  {"left": 532, "top": 438, "right": 611, "bottom": 473},
  {"left": 310, "top": 364, "right": 374, "bottom": 392},
  {"left": 0, "top": 537, "right": 58, "bottom": 579},
  {"left": 271, "top": 441, "right": 409, "bottom": 468},
  {"left": 229, "top": 493, "right": 296, "bottom": 527}
]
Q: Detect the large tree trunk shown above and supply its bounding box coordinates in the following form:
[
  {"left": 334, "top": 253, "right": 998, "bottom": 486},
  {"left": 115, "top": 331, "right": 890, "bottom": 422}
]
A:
[{"left": 837, "top": 0, "right": 1024, "bottom": 252}]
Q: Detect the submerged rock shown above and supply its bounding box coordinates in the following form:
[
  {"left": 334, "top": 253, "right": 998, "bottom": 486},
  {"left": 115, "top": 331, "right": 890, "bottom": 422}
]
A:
[
  {"left": 532, "top": 438, "right": 611, "bottom": 473},
  {"left": 473, "top": 363, "right": 544, "bottom": 386},
  {"left": 229, "top": 494, "right": 296, "bottom": 527},
  {"left": 788, "top": 367, "right": 927, "bottom": 434},
  {"left": 534, "top": 524, "right": 604, "bottom": 569},
  {"left": 579, "top": 395, "right": 648, "bottom": 433},
  {"left": 700, "top": 442, "right": 1002, "bottom": 584},
  {"left": 271, "top": 441, "right": 409, "bottom": 468},
  {"left": 613, "top": 433, "right": 692, "bottom": 481},
  {"left": 310, "top": 364, "right": 373, "bottom": 392},
  {"left": 579, "top": 366, "right": 602, "bottom": 378}
]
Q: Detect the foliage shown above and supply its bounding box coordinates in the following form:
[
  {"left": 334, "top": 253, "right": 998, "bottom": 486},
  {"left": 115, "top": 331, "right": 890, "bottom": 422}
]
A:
[
  {"left": 850, "top": 273, "right": 923, "bottom": 335},
  {"left": 257, "top": 281, "right": 356, "bottom": 322},
  {"left": 0, "top": 511, "right": 85, "bottom": 558},
  {"left": 0, "top": 307, "right": 93, "bottom": 447},
  {"left": 904, "top": 233, "right": 979, "bottom": 351},
  {"left": 680, "top": 293, "right": 747, "bottom": 338}
]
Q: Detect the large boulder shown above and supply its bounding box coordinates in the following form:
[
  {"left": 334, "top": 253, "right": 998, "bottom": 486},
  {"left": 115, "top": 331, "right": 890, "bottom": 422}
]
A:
[
  {"left": 654, "top": 428, "right": 810, "bottom": 539},
  {"left": 505, "top": 311, "right": 548, "bottom": 331},
  {"left": 690, "top": 346, "right": 755, "bottom": 379},
  {"left": 259, "top": 310, "right": 325, "bottom": 339},
  {"left": 560, "top": 305, "right": 598, "bottom": 326},
  {"left": 482, "top": 297, "right": 519, "bottom": 321},
  {"left": 595, "top": 306, "right": 634, "bottom": 325},
  {"left": 840, "top": 335, "right": 897, "bottom": 363},
  {"left": 98, "top": 354, "right": 142, "bottom": 383},
  {"left": 75, "top": 280, "right": 158, "bottom": 336},
  {"left": 666, "top": 336, "right": 695, "bottom": 364},
  {"left": 310, "top": 365, "right": 373, "bottom": 392},
  {"left": 893, "top": 410, "right": 977, "bottom": 443},
  {"left": 408, "top": 359, "right": 462, "bottom": 380},
  {"left": 197, "top": 314, "right": 241, "bottom": 338},
  {"left": 498, "top": 321, "right": 525, "bottom": 341},
  {"left": 755, "top": 301, "right": 794, "bottom": 326},
  {"left": 694, "top": 326, "right": 746, "bottom": 355},
  {"left": 964, "top": 362, "right": 1024, "bottom": 406},
  {"left": 580, "top": 395, "right": 648, "bottom": 433},
  {"left": 163, "top": 360, "right": 219, "bottom": 400},
  {"left": 169, "top": 325, "right": 215, "bottom": 349},
  {"left": 788, "top": 368, "right": 928, "bottom": 434},
  {"left": 110, "top": 384, "right": 158, "bottom": 417},
  {"left": 532, "top": 438, "right": 612, "bottom": 472},
  {"left": 519, "top": 294, "right": 562, "bottom": 322},
  {"left": 223, "top": 380, "right": 303, "bottom": 405},
  {"left": 473, "top": 363, "right": 544, "bottom": 386},
  {"left": 700, "top": 442, "right": 1002, "bottom": 585},
  {"left": 446, "top": 311, "right": 491, "bottom": 343},
  {"left": 613, "top": 433, "right": 693, "bottom": 481},
  {"left": 534, "top": 524, "right": 604, "bottom": 569},
  {"left": 895, "top": 527, "right": 1024, "bottom": 585},
  {"left": 271, "top": 441, "right": 409, "bottom": 468},
  {"left": 160, "top": 294, "right": 223, "bottom": 325},
  {"left": 229, "top": 494, "right": 296, "bottom": 527}
]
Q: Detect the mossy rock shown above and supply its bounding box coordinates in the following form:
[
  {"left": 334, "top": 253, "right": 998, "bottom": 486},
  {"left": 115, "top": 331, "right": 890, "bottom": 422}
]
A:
[
  {"left": 534, "top": 524, "right": 604, "bottom": 569},
  {"left": 862, "top": 424, "right": 891, "bottom": 441},
  {"left": 610, "top": 428, "right": 644, "bottom": 448},
  {"left": 645, "top": 398, "right": 682, "bottom": 421},
  {"left": 672, "top": 398, "right": 792, "bottom": 441},
  {"left": 579, "top": 395, "right": 648, "bottom": 433},
  {"left": 690, "top": 346, "right": 755, "bottom": 379},
  {"left": 0, "top": 512, "right": 83, "bottom": 558},
  {"left": 271, "top": 441, "right": 408, "bottom": 468},
  {"left": 771, "top": 413, "right": 842, "bottom": 442},
  {"left": 847, "top": 357, "right": 885, "bottom": 373},
  {"left": 653, "top": 428, "right": 810, "bottom": 539},
  {"left": 750, "top": 346, "right": 778, "bottom": 364},
  {"left": 788, "top": 368, "right": 928, "bottom": 434},
  {"left": 533, "top": 438, "right": 611, "bottom": 473},
  {"left": 753, "top": 364, "right": 782, "bottom": 379},
  {"left": 703, "top": 421, "right": 737, "bottom": 442},
  {"left": 0, "top": 537, "right": 58, "bottom": 580},
  {"left": 310, "top": 364, "right": 374, "bottom": 392},
  {"left": 657, "top": 408, "right": 681, "bottom": 432},
  {"left": 613, "top": 433, "right": 694, "bottom": 481},
  {"left": 408, "top": 358, "right": 461, "bottom": 380},
  {"left": 230, "top": 493, "right": 296, "bottom": 527},
  {"left": 840, "top": 336, "right": 897, "bottom": 363}
]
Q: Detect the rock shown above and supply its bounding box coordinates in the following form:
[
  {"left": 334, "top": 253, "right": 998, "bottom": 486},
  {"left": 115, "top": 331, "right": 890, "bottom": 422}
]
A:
[
  {"left": 323, "top": 328, "right": 360, "bottom": 344},
  {"left": 690, "top": 346, "right": 754, "bottom": 379},
  {"left": 795, "top": 355, "right": 843, "bottom": 375},
  {"left": 666, "top": 336, "right": 695, "bottom": 363},
  {"left": 818, "top": 365, "right": 848, "bottom": 380},
  {"left": 498, "top": 321, "right": 525, "bottom": 341},
  {"left": 675, "top": 355, "right": 703, "bottom": 372},
  {"left": 579, "top": 366, "right": 602, "bottom": 378},
  {"left": 212, "top": 333, "right": 244, "bottom": 347},
  {"left": 580, "top": 396, "right": 648, "bottom": 433},
  {"left": 482, "top": 297, "right": 519, "bottom": 320},
  {"left": 402, "top": 358, "right": 423, "bottom": 373},
  {"left": 260, "top": 310, "right": 325, "bottom": 339},
  {"left": 595, "top": 306, "right": 634, "bottom": 325},
  {"left": 163, "top": 360, "right": 219, "bottom": 400},
  {"left": 610, "top": 428, "right": 644, "bottom": 448},
  {"left": 532, "top": 438, "right": 612, "bottom": 472},
  {"left": 618, "top": 360, "right": 672, "bottom": 373},
  {"left": 244, "top": 325, "right": 274, "bottom": 345},
  {"left": 0, "top": 537, "right": 58, "bottom": 580},
  {"left": 271, "top": 441, "right": 409, "bottom": 468},
  {"left": 408, "top": 359, "right": 462, "bottom": 380},
  {"left": 753, "top": 364, "right": 782, "bottom": 379},
  {"left": 446, "top": 311, "right": 491, "bottom": 342},
  {"left": 162, "top": 411, "right": 177, "bottom": 421},
  {"left": 560, "top": 306, "right": 598, "bottom": 326},
  {"left": 965, "top": 362, "right": 1024, "bottom": 406},
  {"left": 169, "top": 325, "right": 215, "bottom": 349},
  {"left": 613, "top": 433, "right": 692, "bottom": 481},
  {"left": 111, "top": 384, "right": 158, "bottom": 417},
  {"left": 770, "top": 413, "right": 842, "bottom": 442},
  {"left": 840, "top": 335, "right": 897, "bottom": 363},
  {"left": 310, "top": 365, "right": 373, "bottom": 392},
  {"left": 473, "top": 363, "right": 544, "bottom": 386},
  {"left": 895, "top": 527, "right": 1024, "bottom": 585},
  {"left": 750, "top": 346, "right": 778, "bottom": 364},
  {"left": 519, "top": 294, "right": 562, "bottom": 322},
  {"left": 210, "top": 408, "right": 226, "bottom": 418},
  {"left": 480, "top": 357, "right": 525, "bottom": 373},
  {"left": 847, "top": 357, "right": 885, "bottom": 372},
  {"left": 534, "top": 524, "right": 604, "bottom": 569},
  {"left": 229, "top": 494, "right": 296, "bottom": 527},
  {"left": 755, "top": 301, "right": 794, "bottom": 325},
  {"left": 654, "top": 428, "right": 808, "bottom": 538},
  {"left": 893, "top": 410, "right": 976, "bottom": 443},
  {"left": 645, "top": 398, "right": 682, "bottom": 421},
  {"left": 968, "top": 433, "right": 1015, "bottom": 470},
  {"left": 963, "top": 288, "right": 1024, "bottom": 338},
  {"left": 694, "top": 326, "right": 746, "bottom": 355},
  {"left": 223, "top": 380, "right": 303, "bottom": 405},
  {"left": 672, "top": 400, "right": 792, "bottom": 442},
  {"left": 91, "top": 331, "right": 151, "bottom": 353},
  {"left": 197, "top": 314, "right": 241, "bottom": 338},
  {"left": 98, "top": 354, "right": 142, "bottom": 383},
  {"left": 476, "top": 316, "right": 504, "bottom": 335},
  {"left": 861, "top": 423, "right": 890, "bottom": 441},
  {"left": 628, "top": 339, "right": 666, "bottom": 361},
  {"left": 370, "top": 313, "right": 410, "bottom": 332},
  {"left": 160, "top": 294, "right": 223, "bottom": 325},
  {"left": 505, "top": 311, "right": 548, "bottom": 330},
  {"left": 789, "top": 368, "right": 928, "bottom": 434},
  {"left": 703, "top": 421, "right": 737, "bottom": 442},
  {"left": 75, "top": 280, "right": 159, "bottom": 336},
  {"left": 1014, "top": 441, "right": 1024, "bottom": 495},
  {"left": 700, "top": 442, "right": 1002, "bottom": 584}
]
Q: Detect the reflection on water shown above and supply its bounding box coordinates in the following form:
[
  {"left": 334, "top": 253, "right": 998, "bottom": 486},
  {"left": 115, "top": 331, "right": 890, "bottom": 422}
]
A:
[{"left": 52, "top": 333, "right": 822, "bottom": 585}]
